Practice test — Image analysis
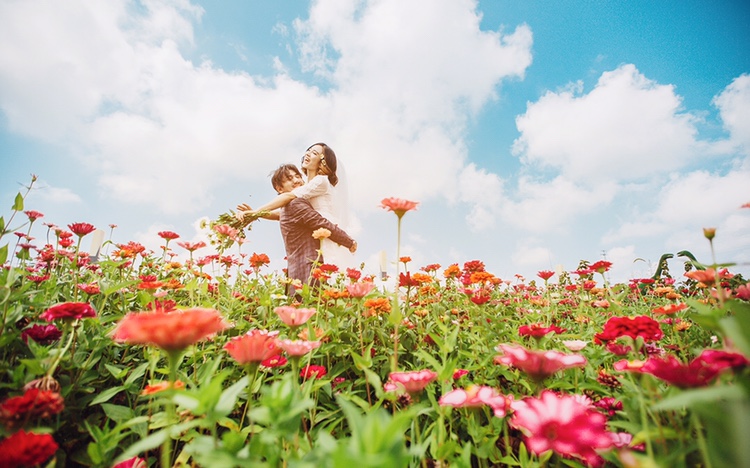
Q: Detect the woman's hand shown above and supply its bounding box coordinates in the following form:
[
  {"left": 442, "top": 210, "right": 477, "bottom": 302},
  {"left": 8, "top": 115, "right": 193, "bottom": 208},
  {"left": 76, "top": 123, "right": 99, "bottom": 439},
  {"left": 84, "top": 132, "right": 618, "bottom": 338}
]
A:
[{"left": 236, "top": 203, "right": 255, "bottom": 220}]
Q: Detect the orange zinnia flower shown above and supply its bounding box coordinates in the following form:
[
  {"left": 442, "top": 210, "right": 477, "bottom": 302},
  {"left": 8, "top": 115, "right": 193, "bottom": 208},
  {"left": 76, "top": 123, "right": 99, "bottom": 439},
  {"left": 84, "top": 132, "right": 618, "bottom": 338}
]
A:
[
  {"left": 380, "top": 197, "right": 419, "bottom": 218},
  {"left": 112, "top": 308, "right": 231, "bottom": 352},
  {"left": 141, "top": 380, "right": 185, "bottom": 395},
  {"left": 224, "top": 330, "right": 281, "bottom": 365}
]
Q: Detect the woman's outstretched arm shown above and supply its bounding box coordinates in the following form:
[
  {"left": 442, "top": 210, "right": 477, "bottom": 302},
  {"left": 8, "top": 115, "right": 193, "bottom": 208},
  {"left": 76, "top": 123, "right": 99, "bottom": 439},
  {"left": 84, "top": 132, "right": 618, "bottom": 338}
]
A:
[{"left": 237, "top": 192, "right": 297, "bottom": 220}]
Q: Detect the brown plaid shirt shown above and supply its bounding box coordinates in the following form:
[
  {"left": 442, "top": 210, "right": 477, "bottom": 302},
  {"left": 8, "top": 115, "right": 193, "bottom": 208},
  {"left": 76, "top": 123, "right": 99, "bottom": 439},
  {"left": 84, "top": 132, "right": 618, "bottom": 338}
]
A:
[{"left": 279, "top": 197, "right": 355, "bottom": 285}]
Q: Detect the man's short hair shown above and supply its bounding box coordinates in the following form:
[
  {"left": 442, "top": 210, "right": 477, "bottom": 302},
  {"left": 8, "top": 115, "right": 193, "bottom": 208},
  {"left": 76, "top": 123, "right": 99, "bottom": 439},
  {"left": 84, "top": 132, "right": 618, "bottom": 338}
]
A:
[{"left": 270, "top": 164, "right": 303, "bottom": 192}]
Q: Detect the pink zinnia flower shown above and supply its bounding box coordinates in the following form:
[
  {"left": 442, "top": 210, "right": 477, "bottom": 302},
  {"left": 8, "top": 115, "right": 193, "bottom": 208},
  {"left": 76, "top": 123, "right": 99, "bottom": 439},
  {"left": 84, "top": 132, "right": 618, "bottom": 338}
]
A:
[
  {"left": 346, "top": 281, "right": 376, "bottom": 298},
  {"left": 113, "top": 457, "right": 148, "bottom": 468},
  {"left": 494, "top": 344, "right": 586, "bottom": 382},
  {"left": 274, "top": 306, "right": 316, "bottom": 327},
  {"left": 439, "top": 386, "right": 510, "bottom": 417},
  {"left": 40, "top": 302, "right": 96, "bottom": 321},
  {"left": 619, "top": 349, "right": 749, "bottom": 388},
  {"left": 213, "top": 224, "right": 239, "bottom": 240},
  {"left": 278, "top": 339, "right": 321, "bottom": 357},
  {"left": 224, "top": 330, "right": 281, "bottom": 365},
  {"left": 562, "top": 340, "right": 588, "bottom": 351},
  {"left": 380, "top": 197, "right": 419, "bottom": 219},
  {"left": 24, "top": 210, "right": 44, "bottom": 221},
  {"left": 510, "top": 391, "right": 614, "bottom": 467},
  {"left": 112, "top": 308, "right": 231, "bottom": 352},
  {"left": 176, "top": 241, "right": 206, "bottom": 252},
  {"left": 387, "top": 369, "right": 437, "bottom": 395}
]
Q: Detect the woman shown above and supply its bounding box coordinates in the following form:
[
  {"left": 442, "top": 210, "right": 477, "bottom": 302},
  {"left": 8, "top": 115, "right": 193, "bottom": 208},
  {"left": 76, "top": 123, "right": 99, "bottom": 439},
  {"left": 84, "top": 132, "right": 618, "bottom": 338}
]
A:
[{"left": 237, "top": 142, "right": 355, "bottom": 269}]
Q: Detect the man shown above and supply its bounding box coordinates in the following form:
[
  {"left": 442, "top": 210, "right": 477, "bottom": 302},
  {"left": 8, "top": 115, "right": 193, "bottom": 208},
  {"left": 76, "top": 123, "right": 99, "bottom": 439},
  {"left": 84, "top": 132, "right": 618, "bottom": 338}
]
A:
[{"left": 242, "top": 164, "right": 356, "bottom": 293}]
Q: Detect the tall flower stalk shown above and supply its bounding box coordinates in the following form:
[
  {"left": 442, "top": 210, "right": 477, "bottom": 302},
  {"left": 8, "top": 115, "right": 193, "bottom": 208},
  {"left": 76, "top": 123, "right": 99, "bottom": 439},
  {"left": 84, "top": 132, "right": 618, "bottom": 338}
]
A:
[{"left": 380, "top": 198, "right": 418, "bottom": 373}]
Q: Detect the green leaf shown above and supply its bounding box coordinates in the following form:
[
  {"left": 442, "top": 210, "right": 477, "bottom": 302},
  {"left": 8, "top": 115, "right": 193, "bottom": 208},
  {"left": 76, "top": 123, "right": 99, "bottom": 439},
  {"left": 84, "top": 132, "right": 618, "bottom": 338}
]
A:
[
  {"left": 721, "top": 300, "right": 750, "bottom": 357},
  {"left": 652, "top": 385, "right": 746, "bottom": 411},
  {"left": 0, "top": 244, "right": 7, "bottom": 265},
  {"left": 90, "top": 386, "right": 125, "bottom": 405},
  {"left": 215, "top": 376, "right": 249, "bottom": 417},
  {"left": 101, "top": 403, "right": 135, "bottom": 423},
  {"left": 350, "top": 348, "right": 372, "bottom": 370},
  {"left": 12, "top": 192, "right": 23, "bottom": 211}
]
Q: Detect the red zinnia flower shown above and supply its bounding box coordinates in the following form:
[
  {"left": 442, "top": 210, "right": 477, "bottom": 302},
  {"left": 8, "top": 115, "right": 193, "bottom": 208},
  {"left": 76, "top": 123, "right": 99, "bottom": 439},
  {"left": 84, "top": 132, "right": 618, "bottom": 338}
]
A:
[
  {"left": 518, "top": 323, "right": 566, "bottom": 338},
  {"left": 594, "top": 315, "right": 663, "bottom": 345},
  {"left": 495, "top": 344, "right": 586, "bottom": 382},
  {"left": 0, "top": 430, "right": 59, "bottom": 466},
  {"left": 77, "top": 282, "right": 101, "bottom": 295},
  {"left": 21, "top": 324, "right": 62, "bottom": 345},
  {"left": 537, "top": 270, "right": 555, "bottom": 281},
  {"left": 260, "top": 354, "right": 287, "bottom": 368},
  {"left": 112, "top": 308, "right": 231, "bottom": 352},
  {"left": 387, "top": 369, "right": 437, "bottom": 395},
  {"left": 380, "top": 197, "right": 419, "bottom": 218},
  {"left": 346, "top": 268, "right": 362, "bottom": 281},
  {"left": 40, "top": 302, "right": 96, "bottom": 321},
  {"left": 68, "top": 222, "right": 96, "bottom": 237},
  {"left": 0, "top": 388, "right": 64, "bottom": 430},
  {"left": 300, "top": 365, "right": 327, "bottom": 379},
  {"left": 510, "top": 391, "right": 614, "bottom": 467},
  {"left": 589, "top": 260, "right": 612, "bottom": 273},
  {"left": 24, "top": 210, "right": 44, "bottom": 221},
  {"left": 158, "top": 231, "right": 180, "bottom": 240},
  {"left": 452, "top": 369, "right": 469, "bottom": 380}
]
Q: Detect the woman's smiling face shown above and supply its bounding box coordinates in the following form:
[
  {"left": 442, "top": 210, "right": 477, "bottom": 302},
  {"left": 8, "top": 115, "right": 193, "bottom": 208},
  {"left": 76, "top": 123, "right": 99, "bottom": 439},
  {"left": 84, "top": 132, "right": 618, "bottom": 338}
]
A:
[{"left": 301, "top": 144, "right": 325, "bottom": 171}]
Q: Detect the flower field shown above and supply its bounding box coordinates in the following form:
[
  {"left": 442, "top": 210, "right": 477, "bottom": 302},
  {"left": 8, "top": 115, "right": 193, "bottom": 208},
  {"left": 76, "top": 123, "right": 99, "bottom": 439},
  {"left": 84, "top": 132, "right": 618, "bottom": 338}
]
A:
[{"left": 1, "top": 176, "right": 749, "bottom": 468}]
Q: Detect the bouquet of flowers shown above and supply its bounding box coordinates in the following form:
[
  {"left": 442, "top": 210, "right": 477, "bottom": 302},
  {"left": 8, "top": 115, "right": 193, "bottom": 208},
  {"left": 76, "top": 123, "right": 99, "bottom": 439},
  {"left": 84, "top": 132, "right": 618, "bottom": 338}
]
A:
[{"left": 203, "top": 209, "right": 269, "bottom": 251}]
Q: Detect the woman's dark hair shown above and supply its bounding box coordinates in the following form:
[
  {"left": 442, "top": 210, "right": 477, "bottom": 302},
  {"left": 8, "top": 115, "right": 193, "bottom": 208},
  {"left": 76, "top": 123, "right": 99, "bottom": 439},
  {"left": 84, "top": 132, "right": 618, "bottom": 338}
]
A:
[{"left": 305, "top": 142, "right": 338, "bottom": 186}]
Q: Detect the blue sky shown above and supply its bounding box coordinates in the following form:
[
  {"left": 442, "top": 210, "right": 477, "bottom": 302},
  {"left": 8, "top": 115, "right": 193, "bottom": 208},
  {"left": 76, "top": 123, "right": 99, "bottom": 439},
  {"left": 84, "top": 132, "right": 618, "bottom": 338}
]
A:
[{"left": 1, "top": 0, "right": 749, "bottom": 284}]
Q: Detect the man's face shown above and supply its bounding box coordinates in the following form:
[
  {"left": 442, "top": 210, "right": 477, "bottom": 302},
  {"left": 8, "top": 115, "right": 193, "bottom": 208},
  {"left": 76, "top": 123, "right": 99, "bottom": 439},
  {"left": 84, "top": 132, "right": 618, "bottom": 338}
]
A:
[{"left": 276, "top": 169, "right": 304, "bottom": 193}]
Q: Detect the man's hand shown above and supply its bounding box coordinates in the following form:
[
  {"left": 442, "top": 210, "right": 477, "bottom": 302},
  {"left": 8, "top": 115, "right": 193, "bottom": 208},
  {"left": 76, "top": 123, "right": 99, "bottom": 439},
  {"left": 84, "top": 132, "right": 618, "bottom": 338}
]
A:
[{"left": 349, "top": 241, "right": 358, "bottom": 253}]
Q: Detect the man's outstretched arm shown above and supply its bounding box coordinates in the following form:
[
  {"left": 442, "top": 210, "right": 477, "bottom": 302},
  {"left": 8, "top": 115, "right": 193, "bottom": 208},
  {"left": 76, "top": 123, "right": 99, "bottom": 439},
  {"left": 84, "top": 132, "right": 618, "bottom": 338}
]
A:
[{"left": 285, "top": 198, "right": 355, "bottom": 250}]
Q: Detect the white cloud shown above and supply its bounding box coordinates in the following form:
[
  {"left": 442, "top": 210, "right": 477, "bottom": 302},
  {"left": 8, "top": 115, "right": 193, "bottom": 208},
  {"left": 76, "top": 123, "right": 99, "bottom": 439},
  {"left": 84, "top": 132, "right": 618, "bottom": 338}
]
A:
[
  {"left": 510, "top": 243, "right": 553, "bottom": 267},
  {"left": 28, "top": 181, "right": 82, "bottom": 205},
  {"left": 500, "top": 175, "right": 616, "bottom": 232},
  {"left": 0, "top": 0, "right": 533, "bottom": 223},
  {"left": 512, "top": 64, "right": 703, "bottom": 183},
  {"left": 606, "top": 168, "right": 750, "bottom": 244},
  {"left": 713, "top": 73, "right": 750, "bottom": 155}
]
